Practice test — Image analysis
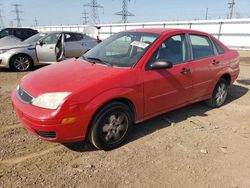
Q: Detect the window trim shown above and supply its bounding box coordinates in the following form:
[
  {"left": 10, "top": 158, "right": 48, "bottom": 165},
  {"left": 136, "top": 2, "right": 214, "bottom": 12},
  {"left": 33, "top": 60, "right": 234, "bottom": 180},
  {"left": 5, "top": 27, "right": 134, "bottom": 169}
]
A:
[{"left": 187, "top": 33, "right": 216, "bottom": 61}]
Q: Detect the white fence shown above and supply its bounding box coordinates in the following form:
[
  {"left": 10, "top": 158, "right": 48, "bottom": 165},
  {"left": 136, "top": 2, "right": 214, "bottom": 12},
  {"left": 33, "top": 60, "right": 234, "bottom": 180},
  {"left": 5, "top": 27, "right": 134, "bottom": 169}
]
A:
[{"left": 35, "top": 18, "right": 250, "bottom": 49}]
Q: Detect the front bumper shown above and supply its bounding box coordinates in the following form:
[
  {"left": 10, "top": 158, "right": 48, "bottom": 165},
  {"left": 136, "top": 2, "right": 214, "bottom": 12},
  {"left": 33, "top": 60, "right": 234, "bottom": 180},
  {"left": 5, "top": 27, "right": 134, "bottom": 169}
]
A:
[
  {"left": 11, "top": 89, "right": 89, "bottom": 143},
  {"left": 0, "top": 53, "right": 10, "bottom": 68}
]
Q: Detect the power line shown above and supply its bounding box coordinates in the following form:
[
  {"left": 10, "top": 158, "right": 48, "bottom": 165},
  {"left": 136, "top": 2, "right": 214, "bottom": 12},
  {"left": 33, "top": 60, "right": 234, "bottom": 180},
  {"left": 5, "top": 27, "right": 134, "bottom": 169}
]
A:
[
  {"left": 84, "top": 0, "right": 103, "bottom": 24},
  {"left": 228, "top": 0, "right": 235, "bottom": 19},
  {"left": 12, "top": 3, "right": 23, "bottom": 27},
  {"left": 114, "top": 0, "right": 135, "bottom": 23},
  {"left": 82, "top": 7, "right": 89, "bottom": 25}
]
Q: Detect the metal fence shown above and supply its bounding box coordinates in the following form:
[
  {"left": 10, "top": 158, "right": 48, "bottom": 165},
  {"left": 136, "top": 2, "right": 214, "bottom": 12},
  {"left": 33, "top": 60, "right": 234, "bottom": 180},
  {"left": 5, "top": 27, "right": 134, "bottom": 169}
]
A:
[{"left": 35, "top": 18, "right": 250, "bottom": 49}]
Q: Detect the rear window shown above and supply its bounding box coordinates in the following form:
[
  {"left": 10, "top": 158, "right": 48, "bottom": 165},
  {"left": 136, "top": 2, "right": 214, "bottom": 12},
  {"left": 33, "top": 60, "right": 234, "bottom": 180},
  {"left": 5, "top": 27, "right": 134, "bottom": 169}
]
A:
[{"left": 190, "top": 34, "right": 214, "bottom": 60}]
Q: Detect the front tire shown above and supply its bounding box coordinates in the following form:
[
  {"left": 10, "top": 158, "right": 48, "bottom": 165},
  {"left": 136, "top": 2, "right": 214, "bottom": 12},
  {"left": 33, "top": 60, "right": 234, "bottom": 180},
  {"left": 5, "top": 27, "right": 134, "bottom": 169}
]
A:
[
  {"left": 10, "top": 55, "right": 33, "bottom": 72},
  {"left": 205, "top": 78, "right": 229, "bottom": 108},
  {"left": 88, "top": 102, "right": 133, "bottom": 150}
]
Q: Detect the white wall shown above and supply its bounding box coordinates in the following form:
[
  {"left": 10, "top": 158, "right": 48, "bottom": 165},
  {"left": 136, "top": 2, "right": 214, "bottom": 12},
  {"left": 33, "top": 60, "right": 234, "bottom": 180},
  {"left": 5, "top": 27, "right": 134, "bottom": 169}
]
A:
[{"left": 35, "top": 18, "right": 250, "bottom": 49}]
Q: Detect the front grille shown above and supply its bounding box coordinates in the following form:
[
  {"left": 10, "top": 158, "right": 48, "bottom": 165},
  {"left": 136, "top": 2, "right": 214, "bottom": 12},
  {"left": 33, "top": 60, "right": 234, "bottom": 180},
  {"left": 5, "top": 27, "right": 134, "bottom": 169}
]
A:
[
  {"left": 16, "top": 85, "right": 34, "bottom": 104},
  {"left": 34, "top": 129, "right": 56, "bottom": 139}
]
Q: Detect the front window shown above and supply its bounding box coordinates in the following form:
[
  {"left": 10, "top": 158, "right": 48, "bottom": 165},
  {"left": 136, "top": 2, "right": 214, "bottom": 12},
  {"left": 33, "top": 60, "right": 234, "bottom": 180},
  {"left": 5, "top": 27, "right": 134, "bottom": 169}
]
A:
[
  {"left": 41, "top": 33, "right": 60, "bottom": 45},
  {"left": 82, "top": 32, "right": 159, "bottom": 67},
  {"left": 147, "top": 34, "right": 188, "bottom": 68},
  {"left": 23, "top": 33, "right": 48, "bottom": 44}
]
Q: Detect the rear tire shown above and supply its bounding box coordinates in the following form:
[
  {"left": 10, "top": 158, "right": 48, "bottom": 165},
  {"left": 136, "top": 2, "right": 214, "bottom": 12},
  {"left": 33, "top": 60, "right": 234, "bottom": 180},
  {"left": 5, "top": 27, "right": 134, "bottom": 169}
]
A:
[
  {"left": 205, "top": 78, "right": 229, "bottom": 108},
  {"left": 88, "top": 102, "right": 133, "bottom": 150},
  {"left": 10, "top": 55, "right": 33, "bottom": 72}
]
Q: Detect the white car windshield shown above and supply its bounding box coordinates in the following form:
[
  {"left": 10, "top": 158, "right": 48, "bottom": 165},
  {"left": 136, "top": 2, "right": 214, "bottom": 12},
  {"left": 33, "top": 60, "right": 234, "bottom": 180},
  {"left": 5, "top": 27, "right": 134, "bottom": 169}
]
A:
[{"left": 82, "top": 32, "right": 159, "bottom": 67}]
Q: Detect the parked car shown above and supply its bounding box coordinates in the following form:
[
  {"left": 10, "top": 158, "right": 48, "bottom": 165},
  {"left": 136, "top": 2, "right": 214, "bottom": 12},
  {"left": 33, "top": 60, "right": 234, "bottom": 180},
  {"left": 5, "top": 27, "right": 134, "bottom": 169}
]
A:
[
  {"left": 0, "top": 31, "right": 98, "bottom": 71},
  {"left": 11, "top": 28, "right": 240, "bottom": 150},
  {"left": 0, "top": 28, "right": 38, "bottom": 41}
]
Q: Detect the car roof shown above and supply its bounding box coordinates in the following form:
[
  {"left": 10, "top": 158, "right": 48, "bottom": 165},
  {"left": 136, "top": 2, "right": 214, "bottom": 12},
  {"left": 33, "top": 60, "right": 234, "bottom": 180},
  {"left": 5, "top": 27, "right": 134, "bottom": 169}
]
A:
[{"left": 126, "top": 28, "right": 209, "bottom": 36}]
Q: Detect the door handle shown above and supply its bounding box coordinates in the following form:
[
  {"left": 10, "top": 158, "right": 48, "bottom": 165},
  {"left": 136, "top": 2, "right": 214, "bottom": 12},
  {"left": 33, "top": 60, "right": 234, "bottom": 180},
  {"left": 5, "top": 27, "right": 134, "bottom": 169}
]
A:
[
  {"left": 212, "top": 59, "right": 220, "bottom": 65},
  {"left": 180, "top": 68, "right": 191, "bottom": 74},
  {"left": 49, "top": 47, "right": 54, "bottom": 49}
]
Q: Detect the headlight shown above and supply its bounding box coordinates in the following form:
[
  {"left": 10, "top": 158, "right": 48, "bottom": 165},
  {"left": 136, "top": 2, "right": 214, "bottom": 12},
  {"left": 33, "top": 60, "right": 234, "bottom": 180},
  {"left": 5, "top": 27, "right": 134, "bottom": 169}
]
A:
[
  {"left": 0, "top": 49, "right": 9, "bottom": 54},
  {"left": 32, "top": 92, "right": 71, "bottom": 110}
]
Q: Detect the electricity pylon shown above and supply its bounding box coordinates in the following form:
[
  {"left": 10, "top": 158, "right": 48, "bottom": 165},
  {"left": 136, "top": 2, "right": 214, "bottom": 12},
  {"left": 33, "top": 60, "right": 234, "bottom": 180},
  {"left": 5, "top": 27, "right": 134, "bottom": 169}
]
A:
[
  {"left": 114, "top": 0, "right": 135, "bottom": 23},
  {"left": 12, "top": 4, "right": 23, "bottom": 27},
  {"left": 84, "top": 0, "right": 103, "bottom": 24}
]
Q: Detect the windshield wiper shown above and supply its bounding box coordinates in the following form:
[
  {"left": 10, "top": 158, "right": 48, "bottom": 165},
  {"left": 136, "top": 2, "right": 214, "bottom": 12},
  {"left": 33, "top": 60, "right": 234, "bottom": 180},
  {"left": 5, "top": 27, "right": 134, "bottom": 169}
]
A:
[
  {"left": 84, "top": 57, "right": 112, "bottom": 66},
  {"left": 81, "top": 56, "right": 95, "bottom": 64}
]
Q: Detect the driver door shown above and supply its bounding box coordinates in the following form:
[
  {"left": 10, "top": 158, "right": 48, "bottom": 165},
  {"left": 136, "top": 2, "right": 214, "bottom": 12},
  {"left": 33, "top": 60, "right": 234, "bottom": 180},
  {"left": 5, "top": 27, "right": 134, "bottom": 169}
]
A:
[
  {"left": 36, "top": 33, "right": 61, "bottom": 64},
  {"left": 143, "top": 34, "right": 193, "bottom": 117}
]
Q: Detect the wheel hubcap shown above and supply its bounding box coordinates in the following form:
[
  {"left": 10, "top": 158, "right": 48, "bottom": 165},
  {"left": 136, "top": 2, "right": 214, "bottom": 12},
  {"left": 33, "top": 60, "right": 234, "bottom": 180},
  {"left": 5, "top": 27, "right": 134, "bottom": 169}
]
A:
[
  {"left": 14, "top": 57, "right": 30, "bottom": 71},
  {"left": 101, "top": 113, "right": 128, "bottom": 144},
  {"left": 215, "top": 84, "right": 227, "bottom": 106}
]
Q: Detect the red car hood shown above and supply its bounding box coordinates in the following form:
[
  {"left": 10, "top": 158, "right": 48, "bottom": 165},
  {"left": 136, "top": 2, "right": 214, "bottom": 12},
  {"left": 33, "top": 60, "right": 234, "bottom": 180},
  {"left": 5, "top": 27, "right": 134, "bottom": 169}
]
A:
[{"left": 20, "top": 59, "right": 129, "bottom": 97}]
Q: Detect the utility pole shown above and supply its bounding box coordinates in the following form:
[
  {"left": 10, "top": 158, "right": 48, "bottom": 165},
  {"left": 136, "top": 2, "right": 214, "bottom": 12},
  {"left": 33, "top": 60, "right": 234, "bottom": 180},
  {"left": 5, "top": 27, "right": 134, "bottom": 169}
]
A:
[
  {"left": 12, "top": 4, "right": 23, "bottom": 27},
  {"left": 228, "top": 0, "right": 235, "bottom": 19},
  {"left": 9, "top": 21, "right": 13, "bottom": 27},
  {"left": 84, "top": 0, "right": 104, "bottom": 24},
  {"left": 205, "top": 8, "right": 208, "bottom": 20},
  {"left": 0, "top": 4, "right": 4, "bottom": 28},
  {"left": 114, "top": 0, "right": 135, "bottom": 23},
  {"left": 82, "top": 8, "right": 89, "bottom": 25},
  {"left": 34, "top": 17, "right": 38, "bottom": 27}
]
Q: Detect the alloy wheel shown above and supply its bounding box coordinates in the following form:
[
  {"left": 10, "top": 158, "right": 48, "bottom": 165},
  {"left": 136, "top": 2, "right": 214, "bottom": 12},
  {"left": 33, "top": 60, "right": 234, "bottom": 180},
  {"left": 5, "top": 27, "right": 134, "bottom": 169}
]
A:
[
  {"left": 13, "top": 56, "right": 31, "bottom": 71},
  {"left": 101, "top": 112, "right": 129, "bottom": 145},
  {"left": 215, "top": 83, "right": 228, "bottom": 106}
]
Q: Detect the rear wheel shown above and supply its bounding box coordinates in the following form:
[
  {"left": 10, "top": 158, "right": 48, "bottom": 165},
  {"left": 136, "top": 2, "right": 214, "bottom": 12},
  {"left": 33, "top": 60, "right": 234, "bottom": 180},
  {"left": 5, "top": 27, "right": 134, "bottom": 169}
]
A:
[
  {"left": 205, "top": 78, "right": 229, "bottom": 108},
  {"left": 10, "top": 55, "right": 33, "bottom": 72},
  {"left": 88, "top": 102, "right": 133, "bottom": 150}
]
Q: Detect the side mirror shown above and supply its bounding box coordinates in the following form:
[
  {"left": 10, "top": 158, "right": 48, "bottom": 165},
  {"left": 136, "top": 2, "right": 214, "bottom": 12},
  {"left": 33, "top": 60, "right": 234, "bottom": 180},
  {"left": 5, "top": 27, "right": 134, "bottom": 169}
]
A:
[
  {"left": 150, "top": 60, "right": 173, "bottom": 70},
  {"left": 37, "top": 40, "right": 43, "bottom": 46}
]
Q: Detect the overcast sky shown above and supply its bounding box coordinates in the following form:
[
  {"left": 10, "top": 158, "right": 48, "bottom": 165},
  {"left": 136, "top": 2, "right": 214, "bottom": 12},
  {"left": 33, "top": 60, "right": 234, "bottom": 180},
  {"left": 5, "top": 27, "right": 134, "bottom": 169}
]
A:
[{"left": 0, "top": 0, "right": 250, "bottom": 27}]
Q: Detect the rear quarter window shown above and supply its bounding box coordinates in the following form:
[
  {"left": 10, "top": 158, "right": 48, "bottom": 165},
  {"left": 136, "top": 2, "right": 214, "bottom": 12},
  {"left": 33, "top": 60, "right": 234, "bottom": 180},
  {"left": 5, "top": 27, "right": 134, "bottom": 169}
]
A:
[{"left": 212, "top": 39, "right": 225, "bottom": 54}]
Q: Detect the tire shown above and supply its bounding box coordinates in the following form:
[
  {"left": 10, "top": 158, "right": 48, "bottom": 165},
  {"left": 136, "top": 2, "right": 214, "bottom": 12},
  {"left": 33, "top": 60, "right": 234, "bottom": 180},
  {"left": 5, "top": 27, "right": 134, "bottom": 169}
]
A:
[
  {"left": 205, "top": 78, "right": 229, "bottom": 108},
  {"left": 10, "top": 55, "right": 33, "bottom": 72},
  {"left": 88, "top": 102, "right": 133, "bottom": 150}
]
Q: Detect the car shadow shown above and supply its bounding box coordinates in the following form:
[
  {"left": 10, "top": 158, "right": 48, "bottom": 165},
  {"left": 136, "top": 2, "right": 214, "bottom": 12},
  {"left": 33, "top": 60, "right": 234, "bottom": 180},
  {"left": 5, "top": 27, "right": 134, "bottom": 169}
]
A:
[
  {"left": 237, "top": 79, "right": 250, "bottom": 86},
  {"left": 63, "top": 84, "right": 249, "bottom": 152}
]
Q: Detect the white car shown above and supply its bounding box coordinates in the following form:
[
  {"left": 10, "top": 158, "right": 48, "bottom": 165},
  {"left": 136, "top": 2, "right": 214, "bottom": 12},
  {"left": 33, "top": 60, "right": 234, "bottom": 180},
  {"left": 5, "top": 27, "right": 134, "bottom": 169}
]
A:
[{"left": 0, "top": 31, "right": 98, "bottom": 71}]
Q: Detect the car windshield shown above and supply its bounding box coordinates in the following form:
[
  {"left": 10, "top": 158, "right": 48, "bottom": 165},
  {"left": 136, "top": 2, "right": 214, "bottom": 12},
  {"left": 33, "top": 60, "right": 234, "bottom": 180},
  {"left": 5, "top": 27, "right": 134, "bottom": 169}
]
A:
[
  {"left": 82, "top": 32, "right": 159, "bottom": 67},
  {"left": 23, "top": 33, "right": 48, "bottom": 44}
]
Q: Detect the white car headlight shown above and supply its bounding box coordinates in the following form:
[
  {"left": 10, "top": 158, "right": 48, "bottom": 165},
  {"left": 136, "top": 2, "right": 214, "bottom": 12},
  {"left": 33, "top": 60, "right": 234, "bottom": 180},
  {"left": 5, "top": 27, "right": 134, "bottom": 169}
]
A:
[
  {"left": 0, "top": 49, "right": 9, "bottom": 54},
  {"left": 32, "top": 92, "right": 71, "bottom": 110}
]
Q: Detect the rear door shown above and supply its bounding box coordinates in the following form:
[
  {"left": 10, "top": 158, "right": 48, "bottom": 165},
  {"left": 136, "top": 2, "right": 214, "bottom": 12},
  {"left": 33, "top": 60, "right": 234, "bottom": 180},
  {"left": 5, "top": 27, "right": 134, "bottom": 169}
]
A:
[
  {"left": 36, "top": 33, "right": 60, "bottom": 63},
  {"left": 187, "top": 34, "right": 221, "bottom": 101},
  {"left": 64, "top": 33, "right": 85, "bottom": 58},
  {"left": 143, "top": 34, "right": 193, "bottom": 117}
]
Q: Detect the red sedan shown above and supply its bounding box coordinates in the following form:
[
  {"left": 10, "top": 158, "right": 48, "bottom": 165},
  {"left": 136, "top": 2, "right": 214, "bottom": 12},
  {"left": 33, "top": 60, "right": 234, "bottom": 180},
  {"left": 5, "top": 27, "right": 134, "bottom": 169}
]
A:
[{"left": 11, "top": 28, "right": 240, "bottom": 150}]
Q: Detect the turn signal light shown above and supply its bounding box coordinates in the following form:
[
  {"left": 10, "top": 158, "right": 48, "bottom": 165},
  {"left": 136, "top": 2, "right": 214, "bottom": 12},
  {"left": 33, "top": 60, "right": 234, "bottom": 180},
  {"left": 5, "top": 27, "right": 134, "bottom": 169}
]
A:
[{"left": 61, "top": 117, "right": 76, "bottom": 124}]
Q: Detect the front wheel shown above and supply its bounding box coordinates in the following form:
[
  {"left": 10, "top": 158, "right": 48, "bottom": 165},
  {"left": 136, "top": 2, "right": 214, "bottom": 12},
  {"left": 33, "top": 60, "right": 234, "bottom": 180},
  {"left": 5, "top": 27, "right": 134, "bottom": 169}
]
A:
[
  {"left": 205, "top": 78, "right": 229, "bottom": 108},
  {"left": 88, "top": 102, "right": 133, "bottom": 150},
  {"left": 10, "top": 55, "right": 33, "bottom": 72}
]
